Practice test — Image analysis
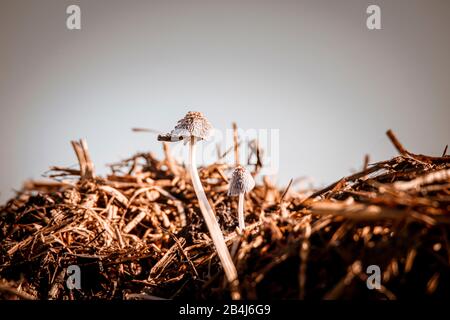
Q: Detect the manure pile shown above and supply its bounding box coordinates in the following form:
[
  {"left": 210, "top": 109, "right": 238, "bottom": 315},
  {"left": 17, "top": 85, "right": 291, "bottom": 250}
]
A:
[{"left": 0, "top": 130, "right": 449, "bottom": 300}]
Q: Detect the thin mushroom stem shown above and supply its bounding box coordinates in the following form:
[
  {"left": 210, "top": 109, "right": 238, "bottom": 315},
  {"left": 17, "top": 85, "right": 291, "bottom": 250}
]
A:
[
  {"left": 188, "top": 137, "right": 240, "bottom": 299},
  {"left": 238, "top": 193, "right": 245, "bottom": 230}
]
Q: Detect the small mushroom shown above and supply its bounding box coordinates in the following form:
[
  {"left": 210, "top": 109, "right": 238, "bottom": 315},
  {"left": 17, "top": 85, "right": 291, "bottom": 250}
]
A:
[
  {"left": 228, "top": 166, "right": 255, "bottom": 230},
  {"left": 158, "top": 111, "right": 239, "bottom": 297}
]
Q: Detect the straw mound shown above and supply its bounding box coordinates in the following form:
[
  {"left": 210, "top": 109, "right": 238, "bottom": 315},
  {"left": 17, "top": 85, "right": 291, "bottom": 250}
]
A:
[{"left": 0, "top": 131, "right": 449, "bottom": 300}]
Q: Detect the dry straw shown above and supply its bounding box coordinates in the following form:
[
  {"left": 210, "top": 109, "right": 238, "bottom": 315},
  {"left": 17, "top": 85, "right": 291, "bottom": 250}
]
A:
[{"left": 0, "top": 126, "right": 449, "bottom": 300}]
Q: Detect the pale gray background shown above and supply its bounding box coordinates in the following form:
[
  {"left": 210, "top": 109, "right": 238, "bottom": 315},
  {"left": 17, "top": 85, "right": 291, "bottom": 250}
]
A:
[{"left": 1, "top": 0, "right": 449, "bottom": 203}]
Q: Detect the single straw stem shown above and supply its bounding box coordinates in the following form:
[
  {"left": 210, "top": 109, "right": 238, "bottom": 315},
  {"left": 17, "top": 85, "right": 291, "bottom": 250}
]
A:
[
  {"left": 188, "top": 137, "right": 240, "bottom": 298},
  {"left": 238, "top": 193, "right": 245, "bottom": 230}
]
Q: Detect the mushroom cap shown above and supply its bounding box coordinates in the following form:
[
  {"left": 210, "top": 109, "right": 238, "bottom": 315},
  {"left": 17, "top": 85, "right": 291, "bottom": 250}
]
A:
[
  {"left": 228, "top": 166, "right": 255, "bottom": 196},
  {"left": 169, "top": 111, "right": 213, "bottom": 141}
]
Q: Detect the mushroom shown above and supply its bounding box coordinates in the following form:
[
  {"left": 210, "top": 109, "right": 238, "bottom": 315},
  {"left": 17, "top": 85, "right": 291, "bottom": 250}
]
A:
[
  {"left": 228, "top": 166, "right": 255, "bottom": 230},
  {"left": 158, "top": 111, "right": 239, "bottom": 296}
]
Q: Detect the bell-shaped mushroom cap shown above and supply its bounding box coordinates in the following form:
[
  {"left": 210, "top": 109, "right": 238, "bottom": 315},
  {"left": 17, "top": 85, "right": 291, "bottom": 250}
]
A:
[
  {"left": 228, "top": 166, "right": 255, "bottom": 196},
  {"left": 170, "top": 111, "right": 213, "bottom": 141}
]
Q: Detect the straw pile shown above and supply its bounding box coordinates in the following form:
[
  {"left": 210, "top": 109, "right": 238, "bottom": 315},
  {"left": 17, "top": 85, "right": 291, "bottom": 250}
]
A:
[{"left": 0, "top": 130, "right": 449, "bottom": 300}]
